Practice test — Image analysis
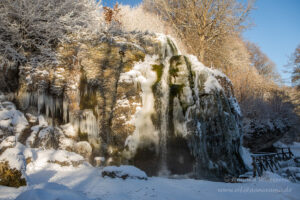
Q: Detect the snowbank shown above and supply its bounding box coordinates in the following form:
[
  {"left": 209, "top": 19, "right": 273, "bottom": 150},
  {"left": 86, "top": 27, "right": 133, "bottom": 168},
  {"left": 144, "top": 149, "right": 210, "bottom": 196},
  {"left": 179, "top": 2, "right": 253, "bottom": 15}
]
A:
[
  {"left": 240, "top": 147, "right": 253, "bottom": 170},
  {"left": 15, "top": 183, "right": 90, "bottom": 200},
  {"left": 0, "top": 101, "right": 28, "bottom": 134}
]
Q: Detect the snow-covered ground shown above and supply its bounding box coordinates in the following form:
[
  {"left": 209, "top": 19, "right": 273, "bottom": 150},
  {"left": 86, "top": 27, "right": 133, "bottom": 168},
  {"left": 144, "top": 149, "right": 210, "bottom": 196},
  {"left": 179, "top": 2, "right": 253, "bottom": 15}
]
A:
[
  {"left": 274, "top": 141, "right": 300, "bottom": 158},
  {"left": 291, "top": 142, "right": 300, "bottom": 158},
  {"left": 1, "top": 152, "right": 300, "bottom": 200}
]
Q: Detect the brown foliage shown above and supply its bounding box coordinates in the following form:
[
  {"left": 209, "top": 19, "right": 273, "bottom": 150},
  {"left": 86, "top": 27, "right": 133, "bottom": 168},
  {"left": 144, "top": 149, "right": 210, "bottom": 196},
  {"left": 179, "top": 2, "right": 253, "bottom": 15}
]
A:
[
  {"left": 246, "top": 42, "right": 279, "bottom": 81},
  {"left": 290, "top": 44, "right": 300, "bottom": 90},
  {"left": 143, "top": 0, "right": 254, "bottom": 66},
  {"left": 103, "top": 3, "right": 122, "bottom": 25}
]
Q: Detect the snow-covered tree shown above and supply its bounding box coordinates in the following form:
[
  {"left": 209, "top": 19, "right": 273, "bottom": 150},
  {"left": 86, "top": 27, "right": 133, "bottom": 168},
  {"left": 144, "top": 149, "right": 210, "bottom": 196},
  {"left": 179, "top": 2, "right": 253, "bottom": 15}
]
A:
[{"left": 0, "top": 0, "right": 103, "bottom": 68}]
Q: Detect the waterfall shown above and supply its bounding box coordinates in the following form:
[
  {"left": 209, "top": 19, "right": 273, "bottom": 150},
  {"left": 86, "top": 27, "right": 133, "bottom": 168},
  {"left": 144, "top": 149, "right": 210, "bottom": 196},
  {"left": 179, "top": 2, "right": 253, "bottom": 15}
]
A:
[
  {"left": 158, "top": 63, "right": 170, "bottom": 176},
  {"left": 122, "top": 55, "right": 159, "bottom": 158},
  {"left": 157, "top": 35, "right": 178, "bottom": 176}
]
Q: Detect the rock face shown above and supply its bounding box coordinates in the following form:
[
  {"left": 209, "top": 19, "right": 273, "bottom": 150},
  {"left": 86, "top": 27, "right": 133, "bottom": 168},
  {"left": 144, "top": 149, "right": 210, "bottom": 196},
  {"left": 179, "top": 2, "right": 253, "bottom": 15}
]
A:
[
  {"left": 243, "top": 119, "right": 290, "bottom": 153},
  {"left": 1, "top": 32, "right": 246, "bottom": 180}
]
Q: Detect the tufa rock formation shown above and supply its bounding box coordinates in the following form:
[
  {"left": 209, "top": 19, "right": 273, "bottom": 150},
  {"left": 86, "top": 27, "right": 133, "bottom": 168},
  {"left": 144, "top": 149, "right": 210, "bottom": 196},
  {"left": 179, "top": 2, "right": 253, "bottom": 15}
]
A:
[{"left": 1, "top": 32, "right": 246, "bottom": 180}]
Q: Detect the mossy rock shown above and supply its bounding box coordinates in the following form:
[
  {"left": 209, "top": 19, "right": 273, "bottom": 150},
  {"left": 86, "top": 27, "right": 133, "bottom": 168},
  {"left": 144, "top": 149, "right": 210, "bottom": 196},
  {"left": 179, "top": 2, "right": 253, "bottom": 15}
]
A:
[
  {"left": 0, "top": 161, "right": 26, "bottom": 187},
  {"left": 78, "top": 130, "right": 88, "bottom": 141},
  {"left": 151, "top": 64, "right": 164, "bottom": 93},
  {"left": 170, "top": 84, "right": 184, "bottom": 98}
]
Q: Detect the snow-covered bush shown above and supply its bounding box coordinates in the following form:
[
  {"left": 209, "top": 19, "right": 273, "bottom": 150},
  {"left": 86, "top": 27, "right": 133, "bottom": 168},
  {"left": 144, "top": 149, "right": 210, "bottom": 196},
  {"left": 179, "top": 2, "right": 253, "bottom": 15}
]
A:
[
  {"left": 0, "top": 0, "right": 103, "bottom": 68},
  {"left": 102, "top": 165, "right": 148, "bottom": 180}
]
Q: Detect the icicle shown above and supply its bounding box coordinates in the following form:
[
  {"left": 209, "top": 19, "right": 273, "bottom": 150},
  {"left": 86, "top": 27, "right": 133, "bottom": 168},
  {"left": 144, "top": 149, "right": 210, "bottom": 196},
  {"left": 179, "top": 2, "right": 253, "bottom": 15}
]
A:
[
  {"left": 70, "top": 110, "right": 100, "bottom": 149},
  {"left": 18, "top": 91, "right": 31, "bottom": 110},
  {"left": 63, "top": 100, "right": 69, "bottom": 123},
  {"left": 37, "top": 92, "right": 44, "bottom": 115}
]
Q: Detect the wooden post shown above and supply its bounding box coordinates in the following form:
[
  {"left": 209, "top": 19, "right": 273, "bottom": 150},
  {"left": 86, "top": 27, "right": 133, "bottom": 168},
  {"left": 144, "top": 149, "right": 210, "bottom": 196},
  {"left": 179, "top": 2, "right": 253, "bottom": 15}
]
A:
[
  {"left": 288, "top": 147, "right": 294, "bottom": 158},
  {"left": 252, "top": 156, "right": 257, "bottom": 177},
  {"left": 281, "top": 148, "right": 285, "bottom": 160}
]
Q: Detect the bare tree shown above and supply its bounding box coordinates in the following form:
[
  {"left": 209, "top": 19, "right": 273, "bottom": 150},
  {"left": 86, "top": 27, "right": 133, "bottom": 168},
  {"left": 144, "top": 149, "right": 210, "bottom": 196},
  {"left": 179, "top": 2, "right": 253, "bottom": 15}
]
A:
[
  {"left": 289, "top": 44, "right": 300, "bottom": 90},
  {"left": 143, "top": 0, "right": 254, "bottom": 66},
  {"left": 246, "top": 42, "right": 280, "bottom": 81}
]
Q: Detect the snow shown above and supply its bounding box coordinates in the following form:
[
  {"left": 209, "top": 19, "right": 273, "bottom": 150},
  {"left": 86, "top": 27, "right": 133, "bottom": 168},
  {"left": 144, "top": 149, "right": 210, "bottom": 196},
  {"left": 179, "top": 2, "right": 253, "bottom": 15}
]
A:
[
  {"left": 0, "top": 143, "right": 300, "bottom": 200},
  {"left": 0, "top": 136, "right": 16, "bottom": 149},
  {"left": 240, "top": 147, "right": 253, "bottom": 170},
  {"left": 38, "top": 127, "right": 53, "bottom": 139},
  {"left": 38, "top": 116, "right": 48, "bottom": 127},
  {"left": 58, "top": 137, "right": 75, "bottom": 150},
  {"left": 0, "top": 186, "right": 25, "bottom": 200},
  {"left": 74, "top": 141, "right": 92, "bottom": 157},
  {"left": 15, "top": 183, "right": 90, "bottom": 200},
  {"left": 187, "top": 55, "right": 224, "bottom": 93},
  {"left": 26, "top": 126, "right": 40, "bottom": 147},
  {"left": 116, "top": 98, "right": 130, "bottom": 107},
  {"left": 291, "top": 142, "right": 300, "bottom": 157},
  {"left": 1, "top": 164, "right": 299, "bottom": 200},
  {"left": 0, "top": 101, "right": 28, "bottom": 134},
  {"left": 25, "top": 149, "right": 85, "bottom": 172},
  {"left": 0, "top": 143, "right": 26, "bottom": 171},
  {"left": 25, "top": 113, "right": 37, "bottom": 123},
  {"left": 60, "top": 123, "right": 77, "bottom": 138},
  {"left": 274, "top": 141, "right": 300, "bottom": 157},
  {"left": 230, "top": 96, "right": 242, "bottom": 116},
  {"left": 0, "top": 143, "right": 86, "bottom": 173}
]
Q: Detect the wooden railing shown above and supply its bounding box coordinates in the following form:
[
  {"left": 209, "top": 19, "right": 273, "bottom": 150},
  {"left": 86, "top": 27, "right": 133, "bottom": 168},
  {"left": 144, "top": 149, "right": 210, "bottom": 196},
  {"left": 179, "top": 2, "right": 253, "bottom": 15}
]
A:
[{"left": 251, "top": 147, "right": 294, "bottom": 177}]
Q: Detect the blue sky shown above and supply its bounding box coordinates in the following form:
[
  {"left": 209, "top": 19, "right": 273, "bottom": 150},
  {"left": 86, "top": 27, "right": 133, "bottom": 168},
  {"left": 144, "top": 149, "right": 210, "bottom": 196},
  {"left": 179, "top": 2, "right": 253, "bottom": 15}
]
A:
[
  {"left": 243, "top": 0, "right": 300, "bottom": 85},
  {"left": 101, "top": 0, "right": 141, "bottom": 7},
  {"left": 102, "top": 0, "right": 300, "bottom": 85}
]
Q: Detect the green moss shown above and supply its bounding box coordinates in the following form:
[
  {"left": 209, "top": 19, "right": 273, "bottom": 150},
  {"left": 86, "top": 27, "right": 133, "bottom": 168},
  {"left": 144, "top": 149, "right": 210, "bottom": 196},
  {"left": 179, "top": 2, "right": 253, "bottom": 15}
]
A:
[
  {"left": 79, "top": 73, "right": 98, "bottom": 117},
  {"left": 134, "top": 51, "right": 146, "bottom": 62},
  {"left": 123, "top": 50, "right": 146, "bottom": 72},
  {"left": 169, "top": 66, "right": 179, "bottom": 77},
  {"left": 78, "top": 129, "right": 88, "bottom": 141},
  {"left": 170, "top": 84, "right": 184, "bottom": 98},
  {"left": 152, "top": 64, "right": 164, "bottom": 82},
  {"left": 169, "top": 56, "right": 184, "bottom": 78},
  {"left": 198, "top": 73, "right": 207, "bottom": 92},
  {"left": 184, "top": 56, "right": 196, "bottom": 94},
  {"left": 170, "top": 55, "right": 182, "bottom": 63},
  {"left": 80, "top": 92, "right": 97, "bottom": 110},
  {"left": 151, "top": 64, "right": 164, "bottom": 92}
]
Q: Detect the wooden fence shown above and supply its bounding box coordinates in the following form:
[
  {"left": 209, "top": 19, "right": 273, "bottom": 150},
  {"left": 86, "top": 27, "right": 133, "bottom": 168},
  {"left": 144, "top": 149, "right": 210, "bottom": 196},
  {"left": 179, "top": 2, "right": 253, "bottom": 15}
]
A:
[{"left": 251, "top": 147, "right": 294, "bottom": 177}]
